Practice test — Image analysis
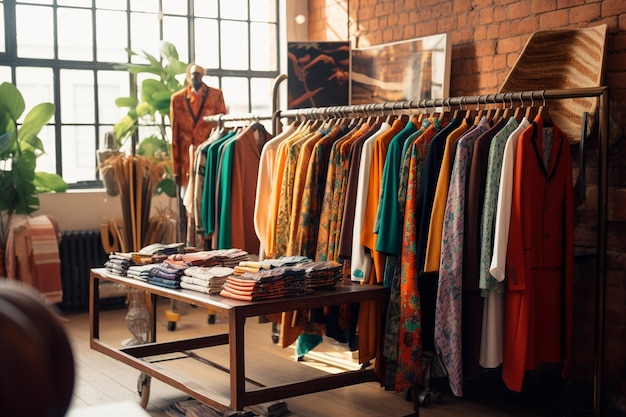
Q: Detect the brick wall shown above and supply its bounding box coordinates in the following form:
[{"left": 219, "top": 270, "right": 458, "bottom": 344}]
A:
[{"left": 308, "top": 0, "right": 626, "bottom": 414}]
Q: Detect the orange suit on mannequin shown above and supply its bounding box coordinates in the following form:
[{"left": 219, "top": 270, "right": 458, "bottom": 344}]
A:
[{"left": 170, "top": 63, "right": 227, "bottom": 189}]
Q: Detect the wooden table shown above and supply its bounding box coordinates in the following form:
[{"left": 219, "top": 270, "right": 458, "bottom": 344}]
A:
[{"left": 89, "top": 268, "right": 388, "bottom": 412}]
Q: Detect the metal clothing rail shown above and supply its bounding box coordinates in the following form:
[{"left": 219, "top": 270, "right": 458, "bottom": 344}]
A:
[
  {"left": 203, "top": 112, "right": 274, "bottom": 128},
  {"left": 272, "top": 86, "right": 608, "bottom": 417}
]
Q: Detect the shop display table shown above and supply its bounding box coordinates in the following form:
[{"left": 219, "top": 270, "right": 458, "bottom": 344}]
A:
[{"left": 89, "top": 268, "right": 388, "bottom": 412}]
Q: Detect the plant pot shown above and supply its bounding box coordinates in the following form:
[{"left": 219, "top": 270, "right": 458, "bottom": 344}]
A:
[{"left": 97, "top": 132, "right": 120, "bottom": 197}]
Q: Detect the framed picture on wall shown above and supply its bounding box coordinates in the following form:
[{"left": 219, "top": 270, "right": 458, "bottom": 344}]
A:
[
  {"left": 287, "top": 41, "right": 350, "bottom": 109},
  {"left": 350, "top": 34, "right": 451, "bottom": 105}
]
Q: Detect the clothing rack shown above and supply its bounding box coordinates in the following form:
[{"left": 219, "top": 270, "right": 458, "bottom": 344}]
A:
[
  {"left": 203, "top": 112, "right": 274, "bottom": 130},
  {"left": 272, "top": 86, "right": 609, "bottom": 417}
]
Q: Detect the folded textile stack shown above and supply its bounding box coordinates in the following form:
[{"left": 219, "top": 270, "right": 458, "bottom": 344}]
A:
[
  {"left": 139, "top": 242, "right": 186, "bottom": 255},
  {"left": 179, "top": 265, "right": 235, "bottom": 294},
  {"left": 260, "top": 255, "right": 310, "bottom": 269},
  {"left": 233, "top": 256, "right": 311, "bottom": 276},
  {"left": 104, "top": 253, "right": 131, "bottom": 275},
  {"left": 301, "top": 260, "right": 343, "bottom": 289},
  {"left": 125, "top": 263, "right": 155, "bottom": 281},
  {"left": 146, "top": 261, "right": 187, "bottom": 289},
  {"left": 220, "top": 266, "right": 309, "bottom": 301},
  {"left": 168, "top": 248, "right": 249, "bottom": 268}
]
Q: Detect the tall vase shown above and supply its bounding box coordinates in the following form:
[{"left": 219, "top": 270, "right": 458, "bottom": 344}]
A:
[
  {"left": 97, "top": 131, "right": 121, "bottom": 197},
  {"left": 123, "top": 288, "right": 152, "bottom": 346}
]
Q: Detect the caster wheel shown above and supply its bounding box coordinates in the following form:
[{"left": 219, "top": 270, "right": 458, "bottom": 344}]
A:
[
  {"left": 208, "top": 314, "right": 216, "bottom": 324},
  {"left": 137, "top": 372, "right": 151, "bottom": 409},
  {"left": 167, "top": 321, "right": 177, "bottom": 331},
  {"left": 418, "top": 390, "right": 432, "bottom": 407}
]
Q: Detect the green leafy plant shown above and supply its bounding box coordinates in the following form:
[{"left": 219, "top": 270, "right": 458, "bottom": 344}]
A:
[
  {"left": 113, "top": 41, "right": 188, "bottom": 197},
  {"left": 0, "top": 81, "right": 68, "bottom": 254}
]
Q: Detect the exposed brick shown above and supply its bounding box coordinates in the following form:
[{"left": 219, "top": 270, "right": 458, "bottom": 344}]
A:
[
  {"left": 609, "top": 33, "right": 626, "bottom": 52},
  {"left": 508, "top": 2, "right": 529, "bottom": 20},
  {"left": 539, "top": 9, "right": 570, "bottom": 29},
  {"left": 531, "top": 0, "right": 558, "bottom": 14},
  {"left": 478, "top": 7, "right": 494, "bottom": 26},
  {"left": 602, "top": 0, "right": 626, "bottom": 19},
  {"left": 569, "top": 4, "right": 602, "bottom": 24}
]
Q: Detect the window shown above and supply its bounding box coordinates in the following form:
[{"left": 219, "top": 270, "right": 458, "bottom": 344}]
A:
[{"left": 0, "top": 0, "right": 280, "bottom": 187}]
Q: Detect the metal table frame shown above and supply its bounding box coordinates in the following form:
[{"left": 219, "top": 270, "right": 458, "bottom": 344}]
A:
[{"left": 89, "top": 268, "right": 388, "bottom": 412}]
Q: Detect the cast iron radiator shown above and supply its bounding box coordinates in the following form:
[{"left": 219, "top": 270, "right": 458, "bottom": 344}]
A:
[{"left": 58, "top": 229, "right": 126, "bottom": 312}]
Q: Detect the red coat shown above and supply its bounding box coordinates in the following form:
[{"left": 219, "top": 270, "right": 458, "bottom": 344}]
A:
[
  {"left": 170, "top": 83, "right": 226, "bottom": 188},
  {"left": 502, "top": 114, "right": 574, "bottom": 392}
]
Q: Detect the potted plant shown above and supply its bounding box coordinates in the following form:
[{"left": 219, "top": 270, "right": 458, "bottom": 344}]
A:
[
  {"left": 0, "top": 82, "right": 68, "bottom": 275},
  {"left": 112, "top": 41, "right": 188, "bottom": 198}
]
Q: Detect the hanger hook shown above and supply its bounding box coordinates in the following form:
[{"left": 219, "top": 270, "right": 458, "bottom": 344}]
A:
[{"left": 541, "top": 89, "right": 547, "bottom": 107}]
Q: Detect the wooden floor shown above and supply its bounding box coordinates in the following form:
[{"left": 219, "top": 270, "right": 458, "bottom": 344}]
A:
[{"left": 61, "top": 297, "right": 580, "bottom": 417}]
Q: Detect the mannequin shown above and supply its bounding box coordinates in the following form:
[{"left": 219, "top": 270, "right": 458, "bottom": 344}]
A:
[{"left": 170, "top": 63, "right": 227, "bottom": 189}]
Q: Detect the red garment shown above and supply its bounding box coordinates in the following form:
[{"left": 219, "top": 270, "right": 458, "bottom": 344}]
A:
[
  {"left": 502, "top": 115, "right": 574, "bottom": 392},
  {"left": 170, "top": 83, "right": 226, "bottom": 188}
]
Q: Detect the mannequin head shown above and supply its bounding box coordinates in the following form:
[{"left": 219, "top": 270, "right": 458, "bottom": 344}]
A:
[{"left": 186, "top": 63, "right": 205, "bottom": 92}]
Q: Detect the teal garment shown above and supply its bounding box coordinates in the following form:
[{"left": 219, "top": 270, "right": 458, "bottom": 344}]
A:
[
  {"left": 374, "top": 118, "right": 418, "bottom": 256},
  {"left": 295, "top": 332, "right": 323, "bottom": 357},
  {"left": 217, "top": 135, "right": 237, "bottom": 249},
  {"left": 202, "top": 131, "right": 235, "bottom": 235}
]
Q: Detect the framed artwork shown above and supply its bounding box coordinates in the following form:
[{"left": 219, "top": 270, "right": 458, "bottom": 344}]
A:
[
  {"left": 350, "top": 34, "right": 451, "bottom": 105},
  {"left": 287, "top": 41, "right": 350, "bottom": 109}
]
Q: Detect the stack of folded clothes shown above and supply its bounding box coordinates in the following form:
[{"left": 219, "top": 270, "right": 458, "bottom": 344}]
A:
[
  {"left": 301, "top": 260, "right": 343, "bottom": 289},
  {"left": 232, "top": 255, "right": 310, "bottom": 276},
  {"left": 179, "top": 265, "right": 235, "bottom": 294},
  {"left": 104, "top": 253, "right": 131, "bottom": 275},
  {"left": 220, "top": 266, "right": 309, "bottom": 301},
  {"left": 167, "top": 248, "right": 249, "bottom": 268},
  {"left": 126, "top": 263, "right": 156, "bottom": 281},
  {"left": 146, "top": 261, "right": 187, "bottom": 289}
]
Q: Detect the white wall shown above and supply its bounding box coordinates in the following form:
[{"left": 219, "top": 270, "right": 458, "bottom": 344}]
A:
[{"left": 36, "top": 190, "right": 177, "bottom": 232}]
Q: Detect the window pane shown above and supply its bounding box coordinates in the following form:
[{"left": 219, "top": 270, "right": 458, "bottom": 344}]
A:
[
  {"left": 96, "top": 10, "right": 128, "bottom": 62},
  {"left": 250, "top": 22, "right": 276, "bottom": 71},
  {"left": 221, "top": 21, "right": 248, "bottom": 70},
  {"left": 220, "top": 0, "right": 247, "bottom": 21},
  {"left": 57, "top": 0, "right": 91, "bottom": 7},
  {"left": 95, "top": 0, "right": 125, "bottom": 10},
  {"left": 130, "top": 0, "right": 158, "bottom": 13},
  {"left": 162, "top": 15, "right": 189, "bottom": 63},
  {"left": 60, "top": 69, "right": 95, "bottom": 123},
  {"left": 194, "top": 19, "right": 219, "bottom": 69},
  {"left": 16, "top": 0, "right": 51, "bottom": 4},
  {"left": 97, "top": 70, "right": 131, "bottom": 124},
  {"left": 0, "top": 5, "right": 5, "bottom": 53},
  {"left": 162, "top": 0, "right": 187, "bottom": 15},
  {"left": 58, "top": 8, "right": 93, "bottom": 61},
  {"left": 0, "top": 66, "right": 10, "bottom": 82},
  {"left": 193, "top": 1, "right": 217, "bottom": 18},
  {"left": 250, "top": 0, "right": 276, "bottom": 22},
  {"left": 222, "top": 77, "right": 249, "bottom": 115},
  {"left": 16, "top": 5, "right": 54, "bottom": 58},
  {"left": 37, "top": 125, "right": 56, "bottom": 174},
  {"left": 130, "top": 12, "right": 160, "bottom": 61},
  {"left": 61, "top": 125, "right": 97, "bottom": 183},
  {"left": 15, "top": 67, "right": 54, "bottom": 123},
  {"left": 250, "top": 78, "right": 272, "bottom": 115}
]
